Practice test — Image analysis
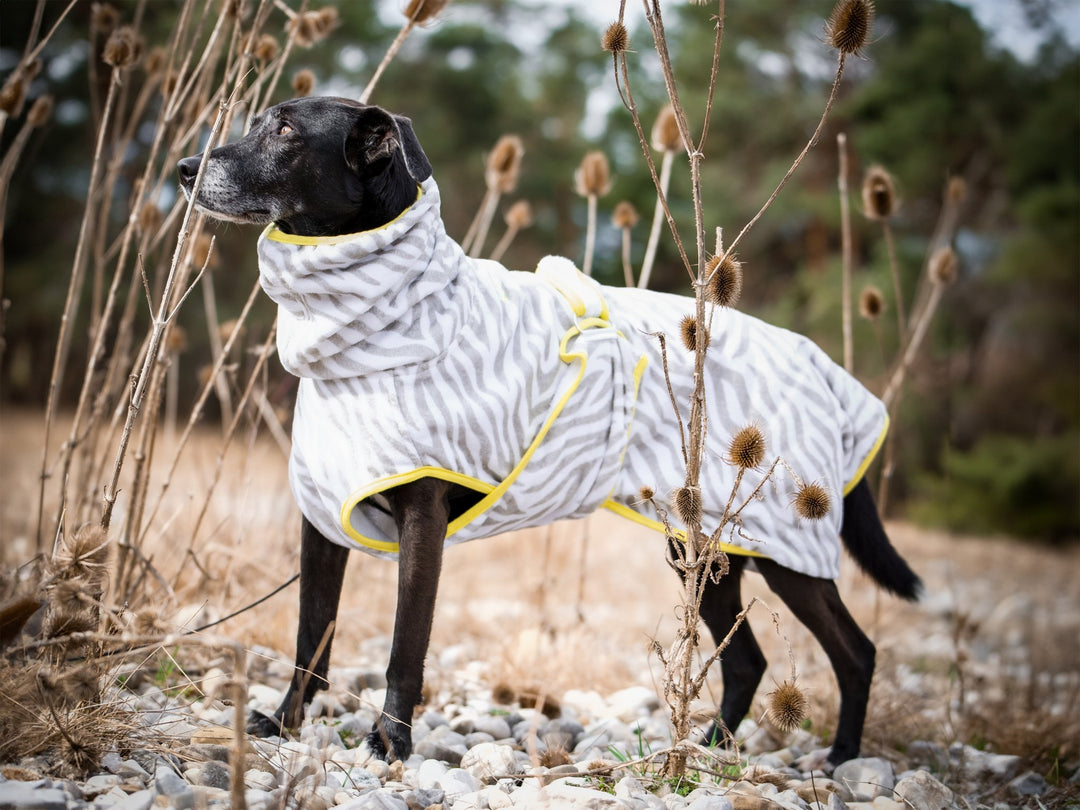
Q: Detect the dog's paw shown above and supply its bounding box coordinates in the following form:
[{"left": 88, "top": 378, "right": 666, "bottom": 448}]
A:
[
  {"left": 362, "top": 725, "right": 411, "bottom": 763},
  {"left": 247, "top": 709, "right": 290, "bottom": 738}
]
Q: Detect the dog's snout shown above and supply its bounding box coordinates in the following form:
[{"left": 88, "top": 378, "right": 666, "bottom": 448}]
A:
[{"left": 177, "top": 156, "right": 202, "bottom": 187}]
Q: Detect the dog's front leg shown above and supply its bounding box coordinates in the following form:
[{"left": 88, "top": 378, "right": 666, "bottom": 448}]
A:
[
  {"left": 248, "top": 516, "right": 350, "bottom": 737},
  {"left": 366, "top": 478, "right": 451, "bottom": 762}
]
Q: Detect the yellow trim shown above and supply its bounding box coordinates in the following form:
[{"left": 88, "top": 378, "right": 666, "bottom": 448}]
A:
[
  {"left": 601, "top": 500, "right": 768, "bottom": 559},
  {"left": 340, "top": 316, "right": 616, "bottom": 553},
  {"left": 264, "top": 186, "right": 423, "bottom": 246},
  {"left": 842, "top": 413, "right": 889, "bottom": 496},
  {"left": 632, "top": 354, "right": 648, "bottom": 397}
]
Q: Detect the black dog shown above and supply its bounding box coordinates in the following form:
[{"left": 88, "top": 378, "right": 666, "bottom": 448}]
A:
[{"left": 179, "top": 96, "right": 920, "bottom": 767}]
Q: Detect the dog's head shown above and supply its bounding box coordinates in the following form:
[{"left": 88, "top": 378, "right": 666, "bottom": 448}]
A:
[{"left": 178, "top": 97, "right": 432, "bottom": 237}]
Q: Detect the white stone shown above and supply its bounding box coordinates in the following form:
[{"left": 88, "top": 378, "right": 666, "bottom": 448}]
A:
[
  {"left": 460, "top": 742, "right": 522, "bottom": 781},
  {"left": 832, "top": 757, "right": 895, "bottom": 801},
  {"left": 893, "top": 769, "right": 953, "bottom": 810}
]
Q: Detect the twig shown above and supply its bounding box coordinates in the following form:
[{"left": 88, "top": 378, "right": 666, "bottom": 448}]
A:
[{"left": 838, "top": 133, "right": 854, "bottom": 372}]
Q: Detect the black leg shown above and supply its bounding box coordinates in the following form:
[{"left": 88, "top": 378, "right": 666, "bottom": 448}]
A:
[
  {"left": 755, "top": 559, "right": 876, "bottom": 766},
  {"left": 365, "top": 478, "right": 450, "bottom": 762},
  {"left": 249, "top": 516, "right": 350, "bottom": 737},
  {"left": 692, "top": 555, "right": 767, "bottom": 747}
]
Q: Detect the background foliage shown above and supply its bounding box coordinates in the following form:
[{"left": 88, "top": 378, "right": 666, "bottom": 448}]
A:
[{"left": 1, "top": 0, "right": 1077, "bottom": 540}]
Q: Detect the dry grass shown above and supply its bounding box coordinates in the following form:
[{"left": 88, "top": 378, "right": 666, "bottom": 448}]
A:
[{"left": 4, "top": 409, "right": 1079, "bottom": 784}]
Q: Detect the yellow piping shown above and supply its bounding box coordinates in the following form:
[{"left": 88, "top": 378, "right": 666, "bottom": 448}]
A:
[
  {"left": 601, "top": 500, "right": 768, "bottom": 558},
  {"left": 842, "top": 413, "right": 889, "bottom": 495}
]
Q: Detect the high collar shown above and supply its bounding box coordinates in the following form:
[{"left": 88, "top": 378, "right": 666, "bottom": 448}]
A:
[{"left": 257, "top": 178, "right": 471, "bottom": 379}]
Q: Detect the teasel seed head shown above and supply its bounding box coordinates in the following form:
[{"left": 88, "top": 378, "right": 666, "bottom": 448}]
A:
[
  {"left": 861, "top": 165, "right": 897, "bottom": 221},
  {"left": 638, "top": 485, "right": 655, "bottom": 502},
  {"left": 63, "top": 664, "right": 101, "bottom": 703},
  {"left": 404, "top": 0, "right": 450, "bottom": 25},
  {"left": 103, "top": 25, "right": 139, "bottom": 69},
  {"left": 0, "top": 71, "right": 29, "bottom": 117},
  {"left": 704, "top": 253, "right": 743, "bottom": 308},
  {"left": 166, "top": 325, "right": 188, "bottom": 354},
  {"left": 794, "top": 481, "right": 831, "bottom": 521},
  {"left": 858, "top": 285, "right": 885, "bottom": 320},
  {"left": 672, "top": 484, "right": 703, "bottom": 525},
  {"left": 651, "top": 105, "right": 680, "bottom": 153},
  {"left": 67, "top": 525, "right": 111, "bottom": 570},
  {"left": 49, "top": 578, "right": 89, "bottom": 616},
  {"left": 288, "top": 10, "right": 335, "bottom": 47},
  {"left": 315, "top": 7, "right": 340, "bottom": 36},
  {"left": 485, "top": 135, "right": 525, "bottom": 194},
  {"left": 223, "top": 0, "right": 251, "bottom": 21},
  {"left": 26, "top": 95, "right": 53, "bottom": 128},
  {"left": 574, "top": 151, "right": 612, "bottom": 198},
  {"left": 679, "top": 314, "right": 709, "bottom": 352},
  {"left": 253, "top": 34, "right": 280, "bottom": 63},
  {"left": 219, "top": 318, "right": 244, "bottom": 344},
  {"left": 612, "top": 201, "right": 639, "bottom": 230},
  {"left": 602, "top": 21, "right": 629, "bottom": 54},
  {"left": 193, "top": 233, "right": 216, "bottom": 269},
  {"left": 826, "top": 0, "right": 874, "bottom": 56},
  {"left": 929, "top": 245, "right": 958, "bottom": 286},
  {"left": 161, "top": 71, "right": 179, "bottom": 99},
  {"left": 291, "top": 68, "right": 316, "bottom": 97},
  {"left": 91, "top": 3, "right": 120, "bottom": 34},
  {"left": 491, "top": 681, "right": 516, "bottom": 704},
  {"left": 767, "top": 679, "right": 809, "bottom": 733},
  {"left": 947, "top": 176, "right": 967, "bottom": 204},
  {"left": 143, "top": 46, "right": 167, "bottom": 78},
  {"left": 729, "top": 425, "right": 766, "bottom": 470},
  {"left": 504, "top": 200, "right": 533, "bottom": 231},
  {"left": 138, "top": 202, "right": 163, "bottom": 235}
]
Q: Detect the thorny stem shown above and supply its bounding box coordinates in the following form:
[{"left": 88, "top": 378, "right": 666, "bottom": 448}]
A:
[
  {"left": 38, "top": 65, "right": 123, "bottom": 550},
  {"left": 489, "top": 224, "right": 519, "bottom": 263},
  {"left": 361, "top": 17, "right": 416, "bottom": 105},
  {"left": 621, "top": 227, "right": 635, "bottom": 287},
  {"left": 711, "top": 53, "right": 848, "bottom": 283},
  {"left": 583, "top": 194, "right": 598, "bottom": 276},
  {"left": 100, "top": 95, "right": 232, "bottom": 532},
  {"left": 638, "top": 150, "right": 674, "bottom": 289},
  {"left": 838, "top": 133, "right": 854, "bottom": 373},
  {"left": 882, "top": 220, "right": 905, "bottom": 343},
  {"left": 882, "top": 281, "right": 945, "bottom": 410}
]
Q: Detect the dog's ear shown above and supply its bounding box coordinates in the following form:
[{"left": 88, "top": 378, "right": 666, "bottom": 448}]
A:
[
  {"left": 392, "top": 115, "right": 432, "bottom": 183},
  {"left": 345, "top": 107, "right": 401, "bottom": 175}
]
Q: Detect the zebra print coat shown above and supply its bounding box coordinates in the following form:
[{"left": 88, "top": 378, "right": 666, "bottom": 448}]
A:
[{"left": 256, "top": 178, "right": 888, "bottom": 580}]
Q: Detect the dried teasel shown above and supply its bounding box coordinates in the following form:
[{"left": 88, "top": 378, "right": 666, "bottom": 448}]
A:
[
  {"left": 679, "top": 314, "right": 709, "bottom": 352},
  {"left": 504, "top": 200, "right": 533, "bottom": 231},
  {"left": 574, "top": 151, "right": 612, "bottom": 198},
  {"left": 143, "top": 46, "right": 167, "bottom": 78},
  {"left": 26, "top": 95, "right": 53, "bottom": 128},
  {"left": 219, "top": 318, "right": 245, "bottom": 344},
  {"left": 491, "top": 681, "right": 516, "bottom": 704},
  {"left": 858, "top": 285, "right": 885, "bottom": 320},
  {"left": 103, "top": 25, "right": 140, "bottom": 69},
  {"left": 91, "top": 2, "right": 120, "bottom": 34},
  {"left": 223, "top": 0, "right": 251, "bottom": 21},
  {"left": 651, "top": 105, "right": 680, "bottom": 153},
  {"left": 288, "top": 8, "right": 337, "bottom": 48},
  {"left": 485, "top": 135, "right": 524, "bottom": 194},
  {"left": 729, "top": 425, "right": 766, "bottom": 470},
  {"left": 292, "top": 68, "right": 316, "bottom": 97},
  {"left": 767, "top": 679, "right": 809, "bottom": 733},
  {"left": 253, "top": 33, "right": 280, "bottom": 62},
  {"left": 946, "top": 175, "right": 967, "bottom": 204},
  {"left": 826, "top": 0, "right": 874, "bottom": 56},
  {"left": 0, "top": 69, "right": 30, "bottom": 117},
  {"left": 794, "top": 482, "right": 831, "bottom": 521},
  {"left": 602, "top": 21, "right": 629, "bottom": 54},
  {"left": 704, "top": 253, "right": 743, "bottom": 308},
  {"left": 673, "top": 485, "right": 703, "bottom": 525},
  {"left": 638, "top": 485, "right": 655, "bottom": 502},
  {"left": 54, "top": 525, "right": 111, "bottom": 576},
  {"left": 137, "top": 201, "right": 163, "bottom": 235},
  {"left": 539, "top": 746, "right": 573, "bottom": 768},
  {"left": 612, "top": 201, "right": 639, "bottom": 230},
  {"left": 861, "top": 165, "right": 897, "bottom": 221},
  {"left": 166, "top": 325, "right": 188, "bottom": 354},
  {"left": 404, "top": 0, "right": 450, "bottom": 24},
  {"left": 929, "top": 245, "right": 958, "bottom": 286}
]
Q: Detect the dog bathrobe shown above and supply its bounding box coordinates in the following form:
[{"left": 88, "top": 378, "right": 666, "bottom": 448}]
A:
[{"left": 257, "top": 177, "right": 888, "bottom": 580}]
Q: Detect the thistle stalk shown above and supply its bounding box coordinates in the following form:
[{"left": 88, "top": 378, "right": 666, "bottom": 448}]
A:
[{"left": 838, "top": 133, "right": 854, "bottom": 372}]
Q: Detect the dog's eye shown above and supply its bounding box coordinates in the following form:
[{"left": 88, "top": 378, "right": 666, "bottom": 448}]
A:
[{"left": 278, "top": 123, "right": 294, "bottom": 135}]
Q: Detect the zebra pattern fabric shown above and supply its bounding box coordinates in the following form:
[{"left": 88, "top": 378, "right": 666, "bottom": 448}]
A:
[{"left": 257, "top": 177, "right": 888, "bottom": 580}]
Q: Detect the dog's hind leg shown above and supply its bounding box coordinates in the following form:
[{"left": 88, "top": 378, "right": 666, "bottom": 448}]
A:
[
  {"left": 248, "top": 516, "right": 350, "bottom": 737},
  {"left": 754, "top": 558, "right": 876, "bottom": 766},
  {"left": 691, "top": 554, "right": 768, "bottom": 748},
  {"left": 365, "top": 477, "right": 451, "bottom": 762}
]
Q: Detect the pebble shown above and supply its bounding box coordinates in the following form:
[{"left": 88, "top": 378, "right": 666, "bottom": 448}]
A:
[{"left": 0, "top": 659, "right": 1057, "bottom": 810}]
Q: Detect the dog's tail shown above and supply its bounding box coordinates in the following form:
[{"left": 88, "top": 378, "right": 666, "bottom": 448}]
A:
[{"left": 840, "top": 478, "right": 922, "bottom": 601}]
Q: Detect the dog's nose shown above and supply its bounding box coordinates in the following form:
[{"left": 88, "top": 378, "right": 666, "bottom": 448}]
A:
[{"left": 177, "top": 156, "right": 202, "bottom": 187}]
